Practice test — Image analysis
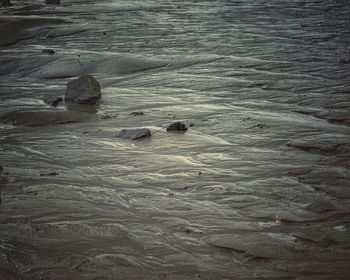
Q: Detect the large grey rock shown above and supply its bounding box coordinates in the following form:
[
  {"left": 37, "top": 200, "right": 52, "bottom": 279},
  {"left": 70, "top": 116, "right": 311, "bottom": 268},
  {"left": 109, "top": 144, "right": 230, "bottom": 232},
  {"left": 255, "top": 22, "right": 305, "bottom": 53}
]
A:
[
  {"left": 116, "top": 128, "right": 151, "bottom": 140},
  {"left": 65, "top": 75, "right": 101, "bottom": 105}
]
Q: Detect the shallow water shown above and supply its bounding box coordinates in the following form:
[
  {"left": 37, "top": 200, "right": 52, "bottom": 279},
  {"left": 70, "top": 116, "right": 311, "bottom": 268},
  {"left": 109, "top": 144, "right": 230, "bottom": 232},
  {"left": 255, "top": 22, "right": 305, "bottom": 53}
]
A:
[{"left": 0, "top": 0, "right": 350, "bottom": 279}]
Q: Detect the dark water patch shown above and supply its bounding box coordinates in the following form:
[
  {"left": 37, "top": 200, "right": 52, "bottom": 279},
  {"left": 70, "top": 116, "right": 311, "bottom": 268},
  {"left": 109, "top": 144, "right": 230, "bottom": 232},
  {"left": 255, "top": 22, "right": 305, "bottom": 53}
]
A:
[
  {"left": 287, "top": 140, "right": 350, "bottom": 156},
  {"left": 296, "top": 109, "right": 350, "bottom": 127},
  {"left": 204, "top": 232, "right": 306, "bottom": 259},
  {"left": 0, "top": 110, "right": 95, "bottom": 126},
  {"left": 0, "top": 16, "right": 67, "bottom": 46}
]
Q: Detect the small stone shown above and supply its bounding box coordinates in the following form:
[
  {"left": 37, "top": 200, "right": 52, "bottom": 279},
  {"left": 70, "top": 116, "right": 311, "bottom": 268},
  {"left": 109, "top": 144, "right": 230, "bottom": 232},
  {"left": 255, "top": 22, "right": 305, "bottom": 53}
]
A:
[
  {"left": 65, "top": 75, "right": 101, "bottom": 105},
  {"left": 116, "top": 128, "right": 151, "bottom": 140},
  {"left": 46, "top": 0, "right": 60, "bottom": 4},
  {"left": 198, "top": 172, "right": 202, "bottom": 175},
  {"left": 42, "top": 49, "right": 55, "bottom": 55},
  {"left": 166, "top": 121, "right": 187, "bottom": 132},
  {"left": 0, "top": 165, "right": 3, "bottom": 173}
]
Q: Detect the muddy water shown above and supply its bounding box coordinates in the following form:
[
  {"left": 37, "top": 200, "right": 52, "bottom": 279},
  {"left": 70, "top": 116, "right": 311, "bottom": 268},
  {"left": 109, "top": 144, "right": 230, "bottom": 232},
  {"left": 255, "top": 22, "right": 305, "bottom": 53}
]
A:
[{"left": 0, "top": 0, "right": 350, "bottom": 279}]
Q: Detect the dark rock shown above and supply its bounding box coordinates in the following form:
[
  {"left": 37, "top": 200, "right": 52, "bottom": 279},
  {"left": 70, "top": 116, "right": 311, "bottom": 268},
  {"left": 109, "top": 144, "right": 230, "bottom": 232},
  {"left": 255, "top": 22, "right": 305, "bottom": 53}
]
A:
[
  {"left": 0, "top": 0, "right": 11, "bottom": 7},
  {"left": 166, "top": 121, "right": 187, "bottom": 132},
  {"left": 46, "top": 0, "right": 60, "bottom": 4},
  {"left": 116, "top": 128, "right": 151, "bottom": 140},
  {"left": 130, "top": 111, "right": 144, "bottom": 116},
  {"left": 42, "top": 49, "right": 55, "bottom": 55},
  {"left": 0, "top": 165, "right": 3, "bottom": 174},
  {"left": 65, "top": 75, "right": 101, "bottom": 105},
  {"left": 43, "top": 95, "right": 63, "bottom": 107}
]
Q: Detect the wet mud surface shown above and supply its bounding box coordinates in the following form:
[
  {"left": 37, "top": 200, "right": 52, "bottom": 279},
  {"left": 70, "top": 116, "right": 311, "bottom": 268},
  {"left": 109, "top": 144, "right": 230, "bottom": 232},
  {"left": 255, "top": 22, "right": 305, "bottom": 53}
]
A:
[{"left": 0, "top": 0, "right": 350, "bottom": 279}]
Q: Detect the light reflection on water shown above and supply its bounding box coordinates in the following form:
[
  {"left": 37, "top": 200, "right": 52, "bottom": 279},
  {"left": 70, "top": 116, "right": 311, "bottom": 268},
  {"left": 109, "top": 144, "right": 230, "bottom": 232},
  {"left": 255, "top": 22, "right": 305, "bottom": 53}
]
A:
[{"left": 0, "top": 0, "right": 350, "bottom": 279}]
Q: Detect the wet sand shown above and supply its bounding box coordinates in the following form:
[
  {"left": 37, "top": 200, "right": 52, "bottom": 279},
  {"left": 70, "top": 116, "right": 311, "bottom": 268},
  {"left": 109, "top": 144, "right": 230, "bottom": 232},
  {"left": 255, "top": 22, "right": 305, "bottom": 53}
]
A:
[{"left": 0, "top": 1, "right": 350, "bottom": 279}]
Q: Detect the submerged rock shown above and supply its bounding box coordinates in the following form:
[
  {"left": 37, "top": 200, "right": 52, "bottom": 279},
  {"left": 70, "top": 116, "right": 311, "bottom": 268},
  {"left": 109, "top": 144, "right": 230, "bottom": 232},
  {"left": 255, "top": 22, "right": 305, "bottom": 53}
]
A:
[
  {"left": 166, "top": 121, "right": 187, "bottom": 132},
  {"left": 116, "top": 128, "right": 151, "bottom": 140},
  {"left": 65, "top": 75, "right": 101, "bottom": 105},
  {"left": 293, "top": 231, "right": 335, "bottom": 246},
  {"left": 305, "top": 199, "right": 337, "bottom": 213}
]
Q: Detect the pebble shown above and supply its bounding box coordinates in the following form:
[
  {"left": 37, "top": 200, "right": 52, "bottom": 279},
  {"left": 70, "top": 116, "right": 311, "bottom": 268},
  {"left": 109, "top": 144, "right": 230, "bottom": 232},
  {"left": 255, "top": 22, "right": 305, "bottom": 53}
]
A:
[{"left": 166, "top": 121, "right": 188, "bottom": 132}]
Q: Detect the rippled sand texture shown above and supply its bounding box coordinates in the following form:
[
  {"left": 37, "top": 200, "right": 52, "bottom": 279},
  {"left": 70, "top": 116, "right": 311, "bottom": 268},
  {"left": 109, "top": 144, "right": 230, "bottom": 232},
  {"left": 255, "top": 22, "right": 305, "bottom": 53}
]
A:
[{"left": 1, "top": 0, "right": 350, "bottom": 279}]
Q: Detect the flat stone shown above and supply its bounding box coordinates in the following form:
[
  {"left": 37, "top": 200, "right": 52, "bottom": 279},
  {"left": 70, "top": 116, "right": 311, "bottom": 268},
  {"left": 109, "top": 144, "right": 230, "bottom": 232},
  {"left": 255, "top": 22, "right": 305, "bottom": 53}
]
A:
[
  {"left": 65, "top": 75, "right": 101, "bottom": 105},
  {"left": 116, "top": 128, "right": 151, "bottom": 140},
  {"left": 167, "top": 121, "right": 187, "bottom": 132}
]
